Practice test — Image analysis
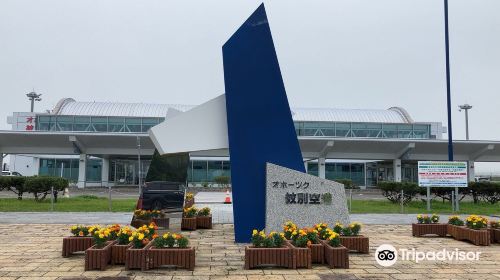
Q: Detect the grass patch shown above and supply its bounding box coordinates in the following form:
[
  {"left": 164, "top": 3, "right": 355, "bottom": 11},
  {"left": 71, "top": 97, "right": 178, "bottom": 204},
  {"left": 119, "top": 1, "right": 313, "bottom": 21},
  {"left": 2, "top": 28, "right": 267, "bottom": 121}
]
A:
[
  {"left": 0, "top": 196, "right": 136, "bottom": 212},
  {"left": 349, "top": 199, "right": 500, "bottom": 215}
]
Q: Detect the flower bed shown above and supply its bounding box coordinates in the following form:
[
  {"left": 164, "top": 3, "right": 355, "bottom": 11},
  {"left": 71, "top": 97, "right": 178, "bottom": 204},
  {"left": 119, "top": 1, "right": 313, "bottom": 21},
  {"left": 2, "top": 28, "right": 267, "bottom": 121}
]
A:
[
  {"left": 454, "top": 226, "right": 490, "bottom": 246},
  {"left": 62, "top": 225, "right": 96, "bottom": 257},
  {"left": 490, "top": 221, "right": 500, "bottom": 243},
  {"left": 334, "top": 222, "right": 369, "bottom": 254},
  {"left": 245, "top": 230, "right": 293, "bottom": 269},
  {"left": 412, "top": 214, "right": 447, "bottom": 237},
  {"left": 182, "top": 207, "right": 198, "bottom": 231},
  {"left": 111, "top": 227, "right": 133, "bottom": 265},
  {"left": 85, "top": 241, "right": 115, "bottom": 271},
  {"left": 320, "top": 240, "right": 349, "bottom": 269},
  {"left": 125, "top": 242, "right": 152, "bottom": 270},
  {"left": 448, "top": 215, "right": 490, "bottom": 246},
  {"left": 412, "top": 223, "right": 448, "bottom": 237},
  {"left": 148, "top": 233, "right": 195, "bottom": 270},
  {"left": 244, "top": 246, "right": 293, "bottom": 269},
  {"left": 196, "top": 207, "right": 212, "bottom": 229},
  {"left": 286, "top": 229, "right": 312, "bottom": 269},
  {"left": 125, "top": 223, "right": 158, "bottom": 270}
]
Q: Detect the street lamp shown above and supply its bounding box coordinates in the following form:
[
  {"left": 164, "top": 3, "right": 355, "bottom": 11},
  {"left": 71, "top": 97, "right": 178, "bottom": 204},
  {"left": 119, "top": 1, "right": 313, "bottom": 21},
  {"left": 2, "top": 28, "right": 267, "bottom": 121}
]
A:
[
  {"left": 458, "top": 104, "right": 472, "bottom": 140},
  {"left": 26, "top": 90, "right": 42, "bottom": 112}
]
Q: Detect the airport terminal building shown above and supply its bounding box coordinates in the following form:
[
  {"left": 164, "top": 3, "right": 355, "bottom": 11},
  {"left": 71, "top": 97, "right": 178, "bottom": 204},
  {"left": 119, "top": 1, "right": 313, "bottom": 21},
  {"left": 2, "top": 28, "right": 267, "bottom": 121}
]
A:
[{"left": 2, "top": 97, "right": 498, "bottom": 188}]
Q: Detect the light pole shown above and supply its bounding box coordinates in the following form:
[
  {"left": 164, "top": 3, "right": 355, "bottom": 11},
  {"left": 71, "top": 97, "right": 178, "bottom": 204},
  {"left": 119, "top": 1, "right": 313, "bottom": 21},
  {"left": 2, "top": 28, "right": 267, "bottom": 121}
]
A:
[
  {"left": 26, "top": 91, "right": 42, "bottom": 112},
  {"left": 458, "top": 104, "right": 472, "bottom": 140}
]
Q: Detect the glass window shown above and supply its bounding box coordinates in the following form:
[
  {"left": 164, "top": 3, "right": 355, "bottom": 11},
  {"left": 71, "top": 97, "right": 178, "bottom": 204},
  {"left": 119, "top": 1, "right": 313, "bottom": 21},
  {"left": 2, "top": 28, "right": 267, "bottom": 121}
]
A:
[
  {"left": 86, "top": 159, "right": 102, "bottom": 182},
  {"left": 56, "top": 116, "right": 73, "bottom": 131},
  {"left": 142, "top": 118, "right": 159, "bottom": 132},
  {"left": 382, "top": 124, "right": 398, "bottom": 138},
  {"left": 108, "top": 117, "right": 125, "bottom": 132},
  {"left": 91, "top": 117, "right": 107, "bottom": 132},
  {"left": 125, "top": 118, "right": 142, "bottom": 132},
  {"left": 74, "top": 116, "right": 91, "bottom": 131},
  {"left": 207, "top": 161, "right": 223, "bottom": 181},
  {"left": 335, "top": 123, "right": 351, "bottom": 137},
  {"left": 221, "top": 161, "right": 231, "bottom": 178},
  {"left": 325, "top": 163, "right": 335, "bottom": 180},
  {"left": 192, "top": 161, "right": 207, "bottom": 182},
  {"left": 307, "top": 162, "right": 318, "bottom": 176}
]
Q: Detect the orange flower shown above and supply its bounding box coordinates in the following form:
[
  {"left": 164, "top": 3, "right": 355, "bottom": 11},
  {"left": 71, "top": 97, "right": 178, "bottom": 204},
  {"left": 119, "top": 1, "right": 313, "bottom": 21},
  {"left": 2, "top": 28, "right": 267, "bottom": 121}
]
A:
[
  {"left": 152, "top": 234, "right": 158, "bottom": 239},
  {"left": 142, "top": 238, "right": 150, "bottom": 245},
  {"left": 78, "top": 231, "right": 84, "bottom": 237},
  {"left": 307, "top": 240, "right": 312, "bottom": 247}
]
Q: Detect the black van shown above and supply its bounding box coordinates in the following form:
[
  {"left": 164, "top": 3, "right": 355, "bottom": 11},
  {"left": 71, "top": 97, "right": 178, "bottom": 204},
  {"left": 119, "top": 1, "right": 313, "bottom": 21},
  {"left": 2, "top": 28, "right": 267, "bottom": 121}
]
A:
[{"left": 136, "top": 181, "right": 185, "bottom": 212}]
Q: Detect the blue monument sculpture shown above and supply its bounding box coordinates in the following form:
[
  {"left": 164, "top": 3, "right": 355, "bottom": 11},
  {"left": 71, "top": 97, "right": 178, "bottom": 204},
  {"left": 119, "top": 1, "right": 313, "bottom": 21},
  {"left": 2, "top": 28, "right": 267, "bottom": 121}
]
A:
[
  {"left": 223, "top": 4, "right": 306, "bottom": 243},
  {"left": 150, "top": 3, "right": 351, "bottom": 244}
]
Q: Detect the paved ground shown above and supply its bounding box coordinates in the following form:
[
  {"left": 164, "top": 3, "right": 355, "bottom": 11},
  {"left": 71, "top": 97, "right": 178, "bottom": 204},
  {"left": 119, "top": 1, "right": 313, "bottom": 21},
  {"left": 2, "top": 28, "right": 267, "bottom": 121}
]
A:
[
  {"left": 0, "top": 207, "right": 495, "bottom": 226},
  {"left": 0, "top": 223, "right": 499, "bottom": 280}
]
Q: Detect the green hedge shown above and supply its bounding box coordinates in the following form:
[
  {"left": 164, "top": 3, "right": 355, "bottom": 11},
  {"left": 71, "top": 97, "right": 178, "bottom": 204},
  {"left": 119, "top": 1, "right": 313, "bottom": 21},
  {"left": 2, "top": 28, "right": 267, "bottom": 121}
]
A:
[
  {"left": 335, "top": 178, "right": 357, "bottom": 189},
  {"left": 377, "top": 181, "right": 420, "bottom": 204},
  {"left": 0, "top": 176, "right": 27, "bottom": 200},
  {"left": 378, "top": 181, "right": 500, "bottom": 205},
  {"left": 0, "top": 176, "right": 68, "bottom": 201}
]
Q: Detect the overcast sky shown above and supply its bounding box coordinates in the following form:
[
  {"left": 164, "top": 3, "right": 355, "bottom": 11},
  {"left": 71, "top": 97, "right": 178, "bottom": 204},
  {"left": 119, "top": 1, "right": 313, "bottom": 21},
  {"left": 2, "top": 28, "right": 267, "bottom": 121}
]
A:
[{"left": 0, "top": 0, "right": 499, "bottom": 172}]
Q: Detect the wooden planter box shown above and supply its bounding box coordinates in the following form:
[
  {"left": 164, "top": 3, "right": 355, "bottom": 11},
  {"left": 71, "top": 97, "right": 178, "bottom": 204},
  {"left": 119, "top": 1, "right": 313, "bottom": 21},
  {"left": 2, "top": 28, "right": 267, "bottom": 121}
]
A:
[
  {"left": 196, "top": 215, "right": 212, "bottom": 229},
  {"left": 181, "top": 217, "right": 197, "bottom": 231},
  {"left": 131, "top": 218, "right": 151, "bottom": 229},
  {"left": 320, "top": 240, "right": 349, "bottom": 269},
  {"left": 412, "top": 223, "right": 448, "bottom": 237},
  {"left": 148, "top": 246, "right": 196, "bottom": 271},
  {"left": 185, "top": 199, "right": 195, "bottom": 208},
  {"left": 62, "top": 236, "right": 94, "bottom": 257},
  {"left": 125, "top": 242, "right": 152, "bottom": 271},
  {"left": 244, "top": 246, "right": 293, "bottom": 269},
  {"left": 310, "top": 242, "right": 324, "bottom": 264},
  {"left": 111, "top": 243, "right": 130, "bottom": 265},
  {"left": 152, "top": 217, "right": 170, "bottom": 229},
  {"left": 447, "top": 224, "right": 462, "bottom": 238},
  {"left": 453, "top": 226, "right": 490, "bottom": 246},
  {"left": 286, "top": 241, "right": 312, "bottom": 269},
  {"left": 340, "top": 236, "right": 369, "bottom": 254},
  {"left": 85, "top": 241, "right": 115, "bottom": 271},
  {"left": 489, "top": 228, "right": 500, "bottom": 243}
]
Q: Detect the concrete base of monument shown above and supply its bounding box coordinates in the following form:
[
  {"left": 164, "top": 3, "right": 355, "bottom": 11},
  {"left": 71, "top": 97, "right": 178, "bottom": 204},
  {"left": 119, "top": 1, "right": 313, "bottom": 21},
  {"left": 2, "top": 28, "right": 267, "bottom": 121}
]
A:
[{"left": 265, "top": 163, "right": 350, "bottom": 232}]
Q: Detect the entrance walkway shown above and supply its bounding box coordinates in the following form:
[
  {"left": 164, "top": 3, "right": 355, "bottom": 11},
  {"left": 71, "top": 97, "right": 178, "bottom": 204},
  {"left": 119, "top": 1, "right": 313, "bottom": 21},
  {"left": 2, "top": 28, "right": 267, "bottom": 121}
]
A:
[{"left": 0, "top": 223, "right": 499, "bottom": 279}]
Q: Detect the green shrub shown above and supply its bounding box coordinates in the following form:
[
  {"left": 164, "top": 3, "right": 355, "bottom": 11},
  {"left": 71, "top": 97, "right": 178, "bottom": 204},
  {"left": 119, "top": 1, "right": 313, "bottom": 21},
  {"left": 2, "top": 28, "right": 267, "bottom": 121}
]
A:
[
  {"left": 335, "top": 178, "right": 357, "bottom": 189},
  {"left": 24, "top": 176, "right": 68, "bottom": 201},
  {"left": 0, "top": 176, "right": 27, "bottom": 200},
  {"left": 468, "top": 181, "right": 500, "bottom": 204},
  {"left": 378, "top": 181, "right": 420, "bottom": 204}
]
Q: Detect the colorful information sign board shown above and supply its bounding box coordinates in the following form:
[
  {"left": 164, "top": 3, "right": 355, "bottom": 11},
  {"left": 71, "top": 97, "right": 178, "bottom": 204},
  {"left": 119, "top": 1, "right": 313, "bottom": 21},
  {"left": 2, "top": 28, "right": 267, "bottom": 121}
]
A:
[{"left": 418, "top": 161, "right": 468, "bottom": 187}]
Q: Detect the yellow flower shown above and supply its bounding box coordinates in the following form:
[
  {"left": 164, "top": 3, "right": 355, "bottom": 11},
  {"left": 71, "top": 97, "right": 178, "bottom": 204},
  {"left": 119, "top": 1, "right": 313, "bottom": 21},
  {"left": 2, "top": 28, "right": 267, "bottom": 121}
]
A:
[
  {"left": 129, "top": 236, "right": 133, "bottom": 241},
  {"left": 99, "top": 234, "right": 104, "bottom": 239},
  {"left": 252, "top": 229, "right": 258, "bottom": 235}
]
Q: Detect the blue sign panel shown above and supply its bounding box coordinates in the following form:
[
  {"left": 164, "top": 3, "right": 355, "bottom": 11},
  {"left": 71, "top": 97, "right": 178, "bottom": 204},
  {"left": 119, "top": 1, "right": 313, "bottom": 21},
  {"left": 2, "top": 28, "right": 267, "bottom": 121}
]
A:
[{"left": 223, "top": 4, "right": 305, "bottom": 243}]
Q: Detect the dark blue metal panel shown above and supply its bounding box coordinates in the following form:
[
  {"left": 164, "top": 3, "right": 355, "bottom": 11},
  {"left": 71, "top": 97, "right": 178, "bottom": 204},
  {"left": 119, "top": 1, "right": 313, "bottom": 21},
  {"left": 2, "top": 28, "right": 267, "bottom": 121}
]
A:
[{"left": 222, "top": 4, "right": 305, "bottom": 243}]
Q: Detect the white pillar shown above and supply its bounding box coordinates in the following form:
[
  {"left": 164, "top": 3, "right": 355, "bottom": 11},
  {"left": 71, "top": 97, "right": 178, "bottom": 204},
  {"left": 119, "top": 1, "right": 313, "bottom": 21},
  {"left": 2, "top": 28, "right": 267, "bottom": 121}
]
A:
[
  {"left": 393, "top": 159, "right": 402, "bottom": 182},
  {"left": 318, "top": 157, "right": 326, "bottom": 179},
  {"left": 102, "top": 157, "right": 110, "bottom": 187},
  {"left": 0, "top": 155, "right": 3, "bottom": 173},
  {"left": 77, "top": 154, "right": 87, "bottom": 189},
  {"left": 468, "top": 161, "right": 475, "bottom": 182},
  {"left": 304, "top": 161, "right": 308, "bottom": 173}
]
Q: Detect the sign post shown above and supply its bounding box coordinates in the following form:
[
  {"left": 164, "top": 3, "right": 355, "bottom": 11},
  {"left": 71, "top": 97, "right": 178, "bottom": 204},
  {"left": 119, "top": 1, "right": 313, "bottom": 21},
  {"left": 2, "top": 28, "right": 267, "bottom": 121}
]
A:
[{"left": 418, "top": 161, "right": 467, "bottom": 212}]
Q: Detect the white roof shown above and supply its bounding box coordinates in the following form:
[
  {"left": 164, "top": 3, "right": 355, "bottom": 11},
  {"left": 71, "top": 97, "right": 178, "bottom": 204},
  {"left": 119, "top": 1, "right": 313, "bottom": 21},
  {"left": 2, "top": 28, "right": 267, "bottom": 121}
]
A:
[{"left": 51, "top": 98, "right": 413, "bottom": 123}]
